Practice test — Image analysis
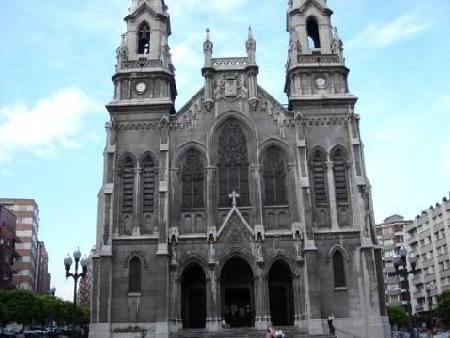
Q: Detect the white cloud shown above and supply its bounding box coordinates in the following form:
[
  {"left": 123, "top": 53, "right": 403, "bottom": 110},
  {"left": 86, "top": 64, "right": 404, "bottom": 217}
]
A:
[
  {"left": 171, "top": 43, "right": 202, "bottom": 69},
  {"left": 348, "top": 13, "right": 430, "bottom": 50},
  {"left": 0, "top": 88, "right": 102, "bottom": 162}
]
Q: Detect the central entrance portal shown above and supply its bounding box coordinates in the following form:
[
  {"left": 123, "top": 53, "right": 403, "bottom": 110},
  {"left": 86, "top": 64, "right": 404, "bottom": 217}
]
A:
[{"left": 220, "top": 257, "right": 255, "bottom": 328}]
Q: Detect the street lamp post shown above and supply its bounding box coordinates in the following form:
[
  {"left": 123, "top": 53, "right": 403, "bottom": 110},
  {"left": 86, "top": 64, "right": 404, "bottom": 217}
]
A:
[
  {"left": 392, "top": 245, "right": 418, "bottom": 338},
  {"left": 64, "top": 248, "right": 88, "bottom": 338},
  {"left": 426, "top": 282, "right": 435, "bottom": 334},
  {"left": 50, "top": 287, "right": 56, "bottom": 337}
]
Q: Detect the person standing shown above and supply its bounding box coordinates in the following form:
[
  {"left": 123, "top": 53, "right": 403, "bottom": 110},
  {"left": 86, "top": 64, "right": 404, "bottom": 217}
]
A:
[
  {"left": 265, "top": 326, "right": 274, "bottom": 338},
  {"left": 328, "top": 314, "right": 336, "bottom": 336}
]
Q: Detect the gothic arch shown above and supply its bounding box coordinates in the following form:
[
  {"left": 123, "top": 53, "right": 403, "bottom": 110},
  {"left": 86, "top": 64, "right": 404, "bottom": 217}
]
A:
[
  {"left": 306, "top": 16, "right": 321, "bottom": 49},
  {"left": 263, "top": 250, "right": 296, "bottom": 278},
  {"left": 128, "top": 255, "right": 142, "bottom": 293},
  {"left": 124, "top": 252, "right": 149, "bottom": 269},
  {"left": 177, "top": 253, "right": 209, "bottom": 279},
  {"left": 258, "top": 138, "right": 295, "bottom": 165},
  {"left": 328, "top": 244, "right": 350, "bottom": 261},
  {"left": 260, "top": 144, "right": 289, "bottom": 207},
  {"left": 137, "top": 21, "right": 151, "bottom": 54},
  {"left": 139, "top": 150, "right": 159, "bottom": 167},
  {"left": 173, "top": 141, "right": 207, "bottom": 167},
  {"left": 208, "top": 111, "right": 258, "bottom": 165},
  {"left": 118, "top": 150, "right": 138, "bottom": 164},
  {"left": 307, "top": 145, "right": 328, "bottom": 163},
  {"left": 216, "top": 247, "right": 258, "bottom": 279},
  {"left": 329, "top": 144, "right": 350, "bottom": 160},
  {"left": 211, "top": 115, "right": 255, "bottom": 207}
]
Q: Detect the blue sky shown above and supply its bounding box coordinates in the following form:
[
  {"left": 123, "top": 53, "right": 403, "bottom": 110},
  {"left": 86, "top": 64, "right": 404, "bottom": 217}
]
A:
[{"left": 0, "top": 0, "right": 449, "bottom": 300}]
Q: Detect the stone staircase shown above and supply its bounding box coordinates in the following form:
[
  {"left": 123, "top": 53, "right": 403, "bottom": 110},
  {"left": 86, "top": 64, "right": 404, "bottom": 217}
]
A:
[{"left": 169, "top": 326, "right": 334, "bottom": 338}]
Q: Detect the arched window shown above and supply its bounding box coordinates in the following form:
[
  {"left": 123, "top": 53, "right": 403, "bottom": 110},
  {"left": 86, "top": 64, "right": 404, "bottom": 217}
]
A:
[
  {"left": 129, "top": 256, "right": 142, "bottom": 293},
  {"left": 331, "top": 149, "right": 349, "bottom": 203},
  {"left": 141, "top": 155, "right": 155, "bottom": 211},
  {"left": 138, "top": 22, "right": 150, "bottom": 54},
  {"left": 333, "top": 250, "right": 346, "bottom": 288},
  {"left": 311, "top": 150, "right": 328, "bottom": 205},
  {"left": 263, "top": 146, "right": 288, "bottom": 206},
  {"left": 120, "top": 156, "right": 135, "bottom": 211},
  {"left": 217, "top": 120, "right": 250, "bottom": 207},
  {"left": 181, "top": 149, "right": 205, "bottom": 209},
  {"left": 306, "top": 18, "right": 321, "bottom": 49}
]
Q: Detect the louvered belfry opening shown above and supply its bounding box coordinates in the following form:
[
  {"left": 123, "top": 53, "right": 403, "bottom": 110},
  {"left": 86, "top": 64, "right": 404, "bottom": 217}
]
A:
[
  {"left": 263, "top": 146, "right": 288, "bottom": 206},
  {"left": 181, "top": 149, "right": 204, "bottom": 209},
  {"left": 332, "top": 149, "right": 349, "bottom": 203},
  {"left": 312, "top": 151, "right": 328, "bottom": 205},
  {"left": 218, "top": 120, "right": 250, "bottom": 207},
  {"left": 121, "top": 156, "right": 135, "bottom": 211},
  {"left": 141, "top": 155, "right": 155, "bottom": 211}
]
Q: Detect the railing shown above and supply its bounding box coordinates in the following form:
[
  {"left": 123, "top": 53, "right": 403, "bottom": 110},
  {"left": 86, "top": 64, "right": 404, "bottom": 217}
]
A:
[
  {"left": 212, "top": 57, "right": 248, "bottom": 68},
  {"left": 122, "top": 59, "right": 163, "bottom": 69},
  {"left": 298, "top": 54, "right": 340, "bottom": 64}
]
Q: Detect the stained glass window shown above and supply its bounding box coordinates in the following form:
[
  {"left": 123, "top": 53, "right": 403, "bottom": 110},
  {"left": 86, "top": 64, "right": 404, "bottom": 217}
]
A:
[
  {"left": 182, "top": 149, "right": 204, "bottom": 209},
  {"left": 263, "top": 146, "right": 288, "bottom": 206},
  {"left": 218, "top": 120, "right": 249, "bottom": 206}
]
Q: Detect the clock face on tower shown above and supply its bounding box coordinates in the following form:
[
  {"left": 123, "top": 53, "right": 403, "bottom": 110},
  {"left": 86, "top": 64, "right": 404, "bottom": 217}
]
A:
[
  {"left": 315, "top": 77, "right": 327, "bottom": 89},
  {"left": 135, "top": 82, "right": 147, "bottom": 94}
]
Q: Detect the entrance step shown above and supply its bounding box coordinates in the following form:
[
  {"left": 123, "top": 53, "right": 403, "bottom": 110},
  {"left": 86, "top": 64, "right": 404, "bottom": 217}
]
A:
[{"left": 169, "top": 327, "right": 334, "bottom": 338}]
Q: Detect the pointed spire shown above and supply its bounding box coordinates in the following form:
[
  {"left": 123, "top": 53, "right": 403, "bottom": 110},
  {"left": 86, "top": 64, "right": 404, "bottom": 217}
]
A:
[
  {"left": 248, "top": 26, "right": 254, "bottom": 41},
  {"left": 203, "top": 28, "right": 213, "bottom": 67},
  {"left": 246, "top": 26, "right": 256, "bottom": 65}
]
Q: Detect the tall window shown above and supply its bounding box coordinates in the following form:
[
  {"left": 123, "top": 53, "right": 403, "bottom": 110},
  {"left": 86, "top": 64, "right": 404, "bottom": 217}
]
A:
[
  {"left": 129, "top": 256, "right": 142, "bottom": 293},
  {"left": 311, "top": 150, "right": 328, "bottom": 205},
  {"left": 263, "top": 146, "right": 288, "bottom": 206},
  {"left": 332, "top": 149, "right": 349, "bottom": 203},
  {"left": 121, "top": 156, "right": 135, "bottom": 211},
  {"left": 181, "top": 149, "right": 204, "bottom": 209},
  {"left": 333, "top": 250, "right": 346, "bottom": 288},
  {"left": 306, "top": 17, "right": 321, "bottom": 49},
  {"left": 141, "top": 155, "right": 155, "bottom": 211},
  {"left": 138, "top": 22, "right": 150, "bottom": 54},
  {"left": 218, "top": 120, "right": 250, "bottom": 206}
]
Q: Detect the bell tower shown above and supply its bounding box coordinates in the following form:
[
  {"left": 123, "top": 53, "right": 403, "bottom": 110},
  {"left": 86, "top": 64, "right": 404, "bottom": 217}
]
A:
[
  {"left": 111, "top": 0, "right": 176, "bottom": 113},
  {"left": 285, "top": 0, "right": 352, "bottom": 110}
]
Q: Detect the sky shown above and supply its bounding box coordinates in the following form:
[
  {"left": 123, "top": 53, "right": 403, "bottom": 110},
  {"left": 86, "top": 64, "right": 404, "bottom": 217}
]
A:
[{"left": 0, "top": 0, "right": 449, "bottom": 300}]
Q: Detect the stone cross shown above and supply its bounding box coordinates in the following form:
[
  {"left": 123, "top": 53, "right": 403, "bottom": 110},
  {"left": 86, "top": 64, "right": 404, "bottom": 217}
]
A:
[{"left": 228, "top": 191, "right": 240, "bottom": 207}]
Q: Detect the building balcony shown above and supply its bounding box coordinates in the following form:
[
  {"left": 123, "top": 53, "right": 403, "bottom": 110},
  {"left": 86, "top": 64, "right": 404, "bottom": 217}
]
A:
[
  {"left": 439, "top": 268, "right": 450, "bottom": 279},
  {"left": 388, "top": 288, "right": 402, "bottom": 296}
]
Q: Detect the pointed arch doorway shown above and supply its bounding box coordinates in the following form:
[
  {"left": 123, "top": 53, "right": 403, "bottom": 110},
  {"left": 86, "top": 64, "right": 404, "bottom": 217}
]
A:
[
  {"left": 181, "top": 263, "right": 207, "bottom": 329},
  {"left": 220, "top": 256, "right": 255, "bottom": 327},
  {"left": 268, "top": 260, "right": 294, "bottom": 326}
]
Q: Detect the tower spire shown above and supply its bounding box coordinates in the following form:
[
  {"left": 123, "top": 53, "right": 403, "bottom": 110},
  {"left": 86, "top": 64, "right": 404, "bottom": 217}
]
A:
[
  {"left": 246, "top": 26, "right": 256, "bottom": 65},
  {"left": 203, "top": 28, "right": 213, "bottom": 68},
  {"left": 285, "top": 0, "right": 353, "bottom": 110}
]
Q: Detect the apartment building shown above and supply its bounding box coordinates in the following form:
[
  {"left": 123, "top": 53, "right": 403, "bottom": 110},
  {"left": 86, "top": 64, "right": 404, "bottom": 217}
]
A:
[
  {"left": 35, "top": 241, "right": 51, "bottom": 293},
  {"left": 405, "top": 194, "right": 450, "bottom": 315},
  {"left": 376, "top": 215, "right": 414, "bottom": 308},
  {"left": 0, "top": 206, "right": 19, "bottom": 289},
  {"left": 0, "top": 199, "right": 40, "bottom": 290}
]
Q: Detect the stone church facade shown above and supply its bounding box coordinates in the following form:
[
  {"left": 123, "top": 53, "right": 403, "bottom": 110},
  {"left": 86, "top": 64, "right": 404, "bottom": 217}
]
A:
[{"left": 90, "top": 0, "right": 390, "bottom": 337}]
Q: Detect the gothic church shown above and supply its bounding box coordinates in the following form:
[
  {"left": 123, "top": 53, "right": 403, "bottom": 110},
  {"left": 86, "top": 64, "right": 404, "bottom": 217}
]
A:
[{"left": 90, "top": 0, "right": 389, "bottom": 337}]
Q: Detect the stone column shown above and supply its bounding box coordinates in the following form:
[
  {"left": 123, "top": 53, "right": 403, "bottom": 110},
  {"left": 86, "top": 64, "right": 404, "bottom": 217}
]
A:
[
  {"left": 169, "top": 270, "right": 180, "bottom": 331},
  {"left": 252, "top": 165, "right": 264, "bottom": 227},
  {"left": 134, "top": 163, "right": 142, "bottom": 236},
  {"left": 206, "top": 269, "right": 220, "bottom": 331},
  {"left": 206, "top": 166, "right": 218, "bottom": 228},
  {"left": 326, "top": 161, "right": 338, "bottom": 230},
  {"left": 293, "top": 268, "right": 306, "bottom": 329},
  {"left": 255, "top": 270, "right": 271, "bottom": 329}
]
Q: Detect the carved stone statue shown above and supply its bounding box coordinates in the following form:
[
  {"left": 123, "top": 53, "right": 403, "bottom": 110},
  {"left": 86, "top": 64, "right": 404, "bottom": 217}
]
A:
[
  {"left": 208, "top": 235, "right": 215, "bottom": 264},
  {"left": 170, "top": 240, "right": 177, "bottom": 267}
]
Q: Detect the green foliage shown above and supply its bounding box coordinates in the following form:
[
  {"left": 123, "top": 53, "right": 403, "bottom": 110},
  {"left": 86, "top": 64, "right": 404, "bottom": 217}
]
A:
[
  {"left": 436, "top": 290, "right": 450, "bottom": 327},
  {"left": 387, "top": 306, "right": 409, "bottom": 329},
  {"left": 0, "top": 289, "right": 90, "bottom": 327}
]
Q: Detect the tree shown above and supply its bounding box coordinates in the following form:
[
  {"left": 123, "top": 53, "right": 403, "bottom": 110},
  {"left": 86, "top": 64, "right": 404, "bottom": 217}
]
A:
[
  {"left": 436, "top": 290, "right": 450, "bottom": 328},
  {"left": 387, "top": 306, "right": 409, "bottom": 329}
]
